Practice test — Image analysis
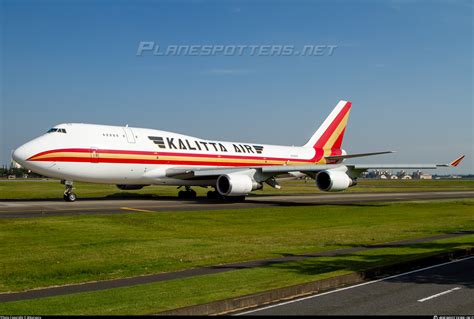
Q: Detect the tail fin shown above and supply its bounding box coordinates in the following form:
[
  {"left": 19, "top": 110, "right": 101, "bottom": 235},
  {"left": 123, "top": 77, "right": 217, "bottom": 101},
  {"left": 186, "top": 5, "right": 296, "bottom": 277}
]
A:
[
  {"left": 449, "top": 155, "right": 465, "bottom": 167},
  {"left": 304, "top": 100, "right": 352, "bottom": 150}
]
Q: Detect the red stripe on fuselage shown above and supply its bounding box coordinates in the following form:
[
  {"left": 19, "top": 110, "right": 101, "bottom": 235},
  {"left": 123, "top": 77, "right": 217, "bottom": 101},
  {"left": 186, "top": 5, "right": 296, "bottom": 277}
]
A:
[
  {"left": 30, "top": 156, "right": 283, "bottom": 166},
  {"left": 28, "top": 148, "right": 322, "bottom": 165}
]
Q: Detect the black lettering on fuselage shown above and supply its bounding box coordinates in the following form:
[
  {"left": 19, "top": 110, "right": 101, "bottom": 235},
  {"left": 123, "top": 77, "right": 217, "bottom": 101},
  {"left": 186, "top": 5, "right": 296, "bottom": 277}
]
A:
[
  {"left": 195, "top": 141, "right": 202, "bottom": 151},
  {"left": 167, "top": 137, "right": 177, "bottom": 149},
  {"left": 200, "top": 141, "right": 209, "bottom": 151},
  {"left": 209, "top": 142, "right": 218, "bottom": 151},
  {"left": 244, "top": 145, "right": 254, "bottom": 153},
  {"left": 178, "top": 139, "right": 187, "bottom": 150},
  {"left": 219, "top": 143, "right": 227, "bottom": 152},
  {"left": 186, "top": 139, "right": 196, "bottom": 150},
  {"left": 233, "top": 144, "right": 242, "bottom": 153}
]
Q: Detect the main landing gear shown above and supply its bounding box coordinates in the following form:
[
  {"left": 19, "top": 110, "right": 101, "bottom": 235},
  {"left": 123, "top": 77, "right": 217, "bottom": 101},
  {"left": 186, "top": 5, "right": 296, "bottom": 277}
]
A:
[
  {"left": 206, "top": 189, "right": 246, "bottom": 202},
  {"left": 62, "top": 180, "right": 77, "bottom": 202},
  {"left": 206, "top": 190, "right": 221, "bottom": 200},
  {"left": 177, "top": 186, "right": 197, "bottom": 199}
]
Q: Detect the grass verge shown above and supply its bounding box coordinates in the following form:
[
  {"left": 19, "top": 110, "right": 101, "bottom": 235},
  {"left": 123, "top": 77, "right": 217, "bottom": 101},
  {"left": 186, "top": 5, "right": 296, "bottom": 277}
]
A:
[
  {"left": 0, "top": 234, "right": 472, "bottom": 315},
  {"left": 0, "top": 199, "right": 473, "bottom": 292}
]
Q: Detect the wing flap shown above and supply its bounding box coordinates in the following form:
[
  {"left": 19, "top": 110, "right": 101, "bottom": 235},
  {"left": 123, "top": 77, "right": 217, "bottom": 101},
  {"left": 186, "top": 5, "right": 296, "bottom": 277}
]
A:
[
  {"left": 325, "top": 151, "right": 394, "bottom": 161},
  {"left": 165, "top": 167, "right": 253, "bottom": 179},
  {"left": 165, "top": 164, "right": 339, "bottom": 180},
  {"left": 260, "top": 164, "right": 340, "bottom": 174}
]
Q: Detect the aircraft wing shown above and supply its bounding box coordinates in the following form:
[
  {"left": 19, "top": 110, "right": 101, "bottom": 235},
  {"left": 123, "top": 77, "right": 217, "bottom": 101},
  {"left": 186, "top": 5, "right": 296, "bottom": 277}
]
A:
[
  {"left": 164, "top": 155, "right": 464, "bottom": 181},
  {"left": 347, "top": 154, "right": 465, "bottom": 170},
  {"left": 165, "top": 164, "right": 342, "bottom": 180}
]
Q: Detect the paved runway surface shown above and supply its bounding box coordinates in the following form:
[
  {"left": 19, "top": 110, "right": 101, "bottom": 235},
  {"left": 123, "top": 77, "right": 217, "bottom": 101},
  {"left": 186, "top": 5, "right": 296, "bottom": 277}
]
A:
[
  {"left": 0, "top": 191, "right": 473, "bottom": 218},
  {"left": 239, "top": 256, "right": 474, "bottom": 315}
]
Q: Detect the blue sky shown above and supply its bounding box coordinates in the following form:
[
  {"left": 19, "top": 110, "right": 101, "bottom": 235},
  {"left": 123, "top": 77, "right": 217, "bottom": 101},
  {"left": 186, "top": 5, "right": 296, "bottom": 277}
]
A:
[{"left": 1, "top": 0, "right": 472, "bottom": 174}]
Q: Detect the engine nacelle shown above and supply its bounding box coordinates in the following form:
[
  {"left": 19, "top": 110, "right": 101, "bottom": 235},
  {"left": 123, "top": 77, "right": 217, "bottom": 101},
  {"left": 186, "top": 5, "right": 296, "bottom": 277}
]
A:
[
  {"left": 316, "top": 170, "right": 355, "bottom": 192},
  {"left": 116, "top": 184, "right": 149, "bottom": 190},
  {"left": 216, "top": 174, "right": 262, "bottom": 196}
]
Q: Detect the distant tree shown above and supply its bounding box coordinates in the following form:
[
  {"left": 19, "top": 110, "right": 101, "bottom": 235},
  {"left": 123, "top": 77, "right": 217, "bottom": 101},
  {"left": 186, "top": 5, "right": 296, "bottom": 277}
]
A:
[{"left": 0, "top": 166, "right": 8, "bottom": 177}]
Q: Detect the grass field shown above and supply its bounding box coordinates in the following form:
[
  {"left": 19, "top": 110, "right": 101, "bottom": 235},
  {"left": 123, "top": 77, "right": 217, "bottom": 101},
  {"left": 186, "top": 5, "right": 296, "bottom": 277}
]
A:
[
  {"left": 1, "top": 180, "right": 473, "bottom": 314},
  {"left": 0, "top": 234, "right": 472, "bottom": 315},
  {"left": 0, "top": 199, "right": 473, "bottom": 294},
  {"left": 1, "top": 178, "right": 473, "bottom": 200}
]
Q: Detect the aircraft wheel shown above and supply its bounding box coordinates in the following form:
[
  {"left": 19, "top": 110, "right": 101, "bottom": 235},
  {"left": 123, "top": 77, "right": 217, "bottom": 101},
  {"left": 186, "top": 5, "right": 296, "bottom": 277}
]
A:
[
  {"left": 64, "top": 192, "right": 77, "bottom": 202},
  {"left": 226, "top": 195, "right": 246, "bottom": 202},
  {"left": 189, "top": 190, "right": 197, "bottom": 199},
  {"left": 178, "top": 190, "right": 186, "bottom": 199},
  {"left": 207, "top": 190, "right": 221, "bottom": 200}
]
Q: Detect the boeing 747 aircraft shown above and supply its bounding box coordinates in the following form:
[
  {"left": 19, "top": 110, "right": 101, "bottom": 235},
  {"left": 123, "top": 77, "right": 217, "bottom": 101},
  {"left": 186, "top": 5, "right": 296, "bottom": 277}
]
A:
[{"left": 12, "top": 100, "right": 464, "bottom": 201}]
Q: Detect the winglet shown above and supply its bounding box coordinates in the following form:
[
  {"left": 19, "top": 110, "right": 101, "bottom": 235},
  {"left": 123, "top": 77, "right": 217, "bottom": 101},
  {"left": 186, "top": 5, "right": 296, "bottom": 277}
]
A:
[
  {"left": 449, "top": 155, "right": 465, "bottom": 167},
  {"left": 437, "top": 155, "right": 465, "bottom": 167}
]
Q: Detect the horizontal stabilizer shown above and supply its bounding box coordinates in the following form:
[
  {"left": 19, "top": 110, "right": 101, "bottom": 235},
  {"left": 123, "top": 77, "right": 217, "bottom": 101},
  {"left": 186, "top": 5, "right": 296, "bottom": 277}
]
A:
[{"left": 325, "top": 151, "right": 394, "bottom": 161}]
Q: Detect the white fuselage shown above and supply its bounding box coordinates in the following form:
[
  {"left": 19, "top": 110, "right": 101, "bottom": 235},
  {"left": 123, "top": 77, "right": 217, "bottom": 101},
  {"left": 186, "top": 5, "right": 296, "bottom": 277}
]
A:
[{"left": 13, "top": 123, "right": 341, "bottom": 186}]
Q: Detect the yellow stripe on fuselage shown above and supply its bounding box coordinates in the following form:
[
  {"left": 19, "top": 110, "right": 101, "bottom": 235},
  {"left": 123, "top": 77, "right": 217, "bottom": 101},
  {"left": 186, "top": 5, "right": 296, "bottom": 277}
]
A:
[{"left": 31, "top": 151, "right": 320, "bottom": 166}]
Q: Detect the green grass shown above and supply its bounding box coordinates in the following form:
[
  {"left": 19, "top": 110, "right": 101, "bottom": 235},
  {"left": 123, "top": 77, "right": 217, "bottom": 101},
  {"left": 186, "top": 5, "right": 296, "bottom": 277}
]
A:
[
  {"left": 0, "top": 179, "right": 473, "bottom": 200},
  {"left": 0, "top": 199, "right": 473, "bottom": 293},
  {"left": 0, "top": 234, "right": 472, "bottom": 315}
]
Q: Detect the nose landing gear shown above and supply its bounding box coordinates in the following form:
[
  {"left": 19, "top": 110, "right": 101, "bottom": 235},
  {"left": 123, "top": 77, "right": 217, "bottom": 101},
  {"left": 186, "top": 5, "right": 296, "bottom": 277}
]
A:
[{"left": 62, "top": 180, "right": 77, "bottom": 202}]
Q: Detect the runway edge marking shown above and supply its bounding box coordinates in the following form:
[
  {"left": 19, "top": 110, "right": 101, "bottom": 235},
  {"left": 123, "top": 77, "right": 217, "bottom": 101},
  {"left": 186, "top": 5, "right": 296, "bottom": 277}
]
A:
[{"left": 417, "top": 287, "right": 461, "bottom": 303}]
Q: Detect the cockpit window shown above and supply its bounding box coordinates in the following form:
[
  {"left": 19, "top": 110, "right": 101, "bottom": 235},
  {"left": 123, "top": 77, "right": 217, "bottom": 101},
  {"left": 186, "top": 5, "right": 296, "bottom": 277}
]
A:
[{"left": 47, "top": 128, "right": 67, "bottom": 133}]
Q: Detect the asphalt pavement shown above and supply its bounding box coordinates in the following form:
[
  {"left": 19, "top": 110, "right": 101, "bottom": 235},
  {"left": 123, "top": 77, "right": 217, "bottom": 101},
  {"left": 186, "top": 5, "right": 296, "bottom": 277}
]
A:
[
  {"left": 0, "top": 190, "right": 472, "bottom": 218},
  {"left": 239, "top": 256, "right": 474, "bottom": 315}
]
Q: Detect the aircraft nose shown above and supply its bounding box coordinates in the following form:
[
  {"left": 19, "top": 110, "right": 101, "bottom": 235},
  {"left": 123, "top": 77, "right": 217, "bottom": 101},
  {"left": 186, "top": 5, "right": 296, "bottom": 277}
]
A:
[{"left": 12, "top": 144, "right": 30, "bottom": 165}]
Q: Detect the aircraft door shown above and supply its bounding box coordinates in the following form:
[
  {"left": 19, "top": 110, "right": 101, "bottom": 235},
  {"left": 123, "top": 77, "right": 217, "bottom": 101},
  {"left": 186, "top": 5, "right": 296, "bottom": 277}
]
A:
[
  {"left": 123, "top": 127, "right": 136, "bottom": 143},
  {"left": 91, "top": 147, "right": 99, "bottom": 163}
]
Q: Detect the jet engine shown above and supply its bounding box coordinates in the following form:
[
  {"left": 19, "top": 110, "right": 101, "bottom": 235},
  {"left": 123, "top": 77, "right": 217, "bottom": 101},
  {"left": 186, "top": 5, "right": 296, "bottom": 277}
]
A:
[
  {"left": 216, "top": 174, "right": 262, "bottom": 196},
  {"left": 316, "top": 170, "right": 356, "bottom": 192},
  {"left": 116, "top": 184, "right": 149, "bottom": 190}
]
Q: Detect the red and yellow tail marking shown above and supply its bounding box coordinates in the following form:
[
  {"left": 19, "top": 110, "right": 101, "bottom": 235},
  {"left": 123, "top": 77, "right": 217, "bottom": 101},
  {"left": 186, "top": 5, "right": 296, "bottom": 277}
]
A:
[
  {"left": 450, "top": 155, "right": 465, "bottom": 167},
  {"left": 312, "top": 101, "right": 351, "bottom": 164}
]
